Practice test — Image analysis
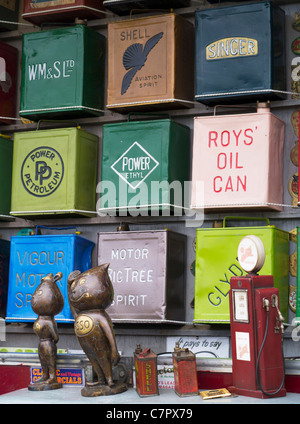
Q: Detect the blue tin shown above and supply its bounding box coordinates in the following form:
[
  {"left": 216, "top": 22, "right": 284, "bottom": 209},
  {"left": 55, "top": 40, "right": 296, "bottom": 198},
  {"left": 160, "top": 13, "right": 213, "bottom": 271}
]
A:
[
  {"left": 195, "top": 1, "right": 286, "bottom": 105},
  {"left": 6, "top": 235, "right": 94, "bottom": 323}
]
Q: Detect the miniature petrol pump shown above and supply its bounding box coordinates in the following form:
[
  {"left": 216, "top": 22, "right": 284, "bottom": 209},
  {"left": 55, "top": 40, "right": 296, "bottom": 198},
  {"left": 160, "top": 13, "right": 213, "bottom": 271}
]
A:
[
  {"left": 172, "top": 342, "right": 198, "bottom": 397},
  {"left": 229, "top": 235, "right": 286, "bottom": 399}
]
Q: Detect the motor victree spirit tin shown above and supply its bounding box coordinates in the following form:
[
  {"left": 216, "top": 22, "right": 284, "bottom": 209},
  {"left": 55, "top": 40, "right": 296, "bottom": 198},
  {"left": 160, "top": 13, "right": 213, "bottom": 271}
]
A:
[
  {"left": 173, "top": 343, "right": 198, "bottom": 397},
  {"left": 195, "top": 1, "right": 286, "bottom": 104},
  {"left": 20, "top": 25, "right": 105, "bottom": 121},
  {"left": 22, "top": 0, "right": 106, "bottom": 26},
  {"left": 0, "top": 41, "right": 18, "bottom": 125},
  {"left": 134, "top": 345, "right": 159, "bottom": 397},
  {"left": 103, "top": 0, "right": 190, "bottom": 15},
  {"left": 190, "top": 104, "right": 285, "bottom": 211},
  {"left": 0, "top": 135, "right": 13, "bottom": 217},
  {"left": 10, "top": 127, "right": 98, "bottom": 217},
  {"left": 98, "top": 230, "right": 186, "bottom": 322},
  {"left": 106, "top": 13, "right": 194, "bottom": 112}
]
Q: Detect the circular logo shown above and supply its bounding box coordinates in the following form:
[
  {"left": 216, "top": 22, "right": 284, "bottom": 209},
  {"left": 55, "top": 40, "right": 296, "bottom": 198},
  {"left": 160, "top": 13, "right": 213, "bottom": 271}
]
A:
[
  {"left": 292, "top": 37, "right": 300, "bottom": 55},
  {"left": 74, "top": 315, "right": 95, "bottom": 337},
  {"left": 21, "top": 146, "right": 64, "bottom": 197}
]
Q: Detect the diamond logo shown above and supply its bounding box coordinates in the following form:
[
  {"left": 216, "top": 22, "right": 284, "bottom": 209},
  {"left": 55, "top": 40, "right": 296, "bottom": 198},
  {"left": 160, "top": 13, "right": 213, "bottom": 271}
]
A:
[{"left": 111, "top": 141, "right": 159, "bottom": 189}]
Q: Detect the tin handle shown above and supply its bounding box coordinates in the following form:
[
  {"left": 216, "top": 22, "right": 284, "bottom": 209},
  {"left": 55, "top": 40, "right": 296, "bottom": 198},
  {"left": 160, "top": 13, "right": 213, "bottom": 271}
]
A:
[
  {"left": 213, "top": 104, "right": 257, "bottom": 116},
  {"left": 35, "top": 225, "right": 79, "bottom": 235},
  {"left": 222, "top": 216, "right": 270, "bottom": 228},
  {"left": 36, "top": 120, "right": 80, "bottom": 130},
  {"left": 127, "top": 112, "right": 170, "bottom": 121}
]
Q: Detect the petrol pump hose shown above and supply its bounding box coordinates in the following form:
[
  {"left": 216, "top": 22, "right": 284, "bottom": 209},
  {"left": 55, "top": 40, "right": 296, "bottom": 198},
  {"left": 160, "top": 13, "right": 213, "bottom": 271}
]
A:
[{"left": 255, "top": 298, "right": 285, "bottom": 396}]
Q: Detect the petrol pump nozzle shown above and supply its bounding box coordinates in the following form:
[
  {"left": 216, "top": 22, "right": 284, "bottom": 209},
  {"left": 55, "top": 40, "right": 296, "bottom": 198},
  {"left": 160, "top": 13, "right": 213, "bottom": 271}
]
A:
[{"left": 263, "top": 298, "right": 270, "bottom": 311}]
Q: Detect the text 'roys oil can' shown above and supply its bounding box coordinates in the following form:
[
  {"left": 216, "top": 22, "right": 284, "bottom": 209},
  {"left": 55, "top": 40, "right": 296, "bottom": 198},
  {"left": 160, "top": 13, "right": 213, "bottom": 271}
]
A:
[
  {"left": 10, "top": 127, "right": 98, "bottom": 217},
  {"left": 0, "top": 41, "right": 18, "bottom": 124},
  {"left": 103, "top": 0, "right": 190, "bottom": 15},
  {"left": 0, "top": 135, "right": 13, "bottom": 217},
  {"left": 0, "top": 0, "right": 19, "bottom": 31},
  {"left": 6, "top": 232, "right": 94, "bottom": 322},
  {"left": 22, "top": 0, "right": 105, "bottom": 26},
  {"left": 173, "top": 342, "right": 198, "bottom": 397},
  {"left": 194, "top": 217, "right": 289, "bottom": 324},
  {"left": 191, "top": 103, "right": 285, "bottom": 211},
  {"left": 20, "top": 25, "right": 105, "bottom": 121},
  {"left": 195, "top": 1, "right": 286, "bottom": 105},
  {"left": 106, "top": 13, "right": 194, "bottom": 112},
  {"left": 98, "top": 230, "right": 186, "bottom": 322},
  {"left": 100, "top": 118, "right": 190, "bottom": 214},
  {"left": 134, "top": 345, "right": 159, "bottom": 397}
]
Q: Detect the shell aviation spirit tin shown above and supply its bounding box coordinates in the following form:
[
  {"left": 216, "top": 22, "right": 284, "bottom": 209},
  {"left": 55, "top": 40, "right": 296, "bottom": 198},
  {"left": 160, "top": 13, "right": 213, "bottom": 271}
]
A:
[
  {"left": 99, "top": 118, "right": 190, "bottom": 214},
  {"left": 103, "top": 0, "right": 190, "bottom": 16},
  {"left": 0, "top": 135, "right": 13, "bottom": 217},
  {"left": 10, "top": 127, "right": 98, "bottom": 217},
  {"left": 190, "top": 104, "right": 285, "bottom": 211},
  {"left": 0, "top": 0, "right": 19, "bottom": 31},
  {"left": 195, "top": 1, "right": 286, "bottom": 105},
  {"left": 194, "top": 217, "right": 289, "bottom": 324},
  {"left": 22, "top": 0, "right": 105, "bottom": 26},
  {"left": 19, "top": 25, "right": 105, "bottom": 121},
  {"left": 0, "top": 41, "right": 18, "bottom": 125},
  {"left": 106, "top": 13, "right": 194, "bottom": 112},
  {"left": 6, "top": 232, "right": 94, "bottom": 322},
  {"left": 98, "top": 230, "right": 186, "bottom": 322}
]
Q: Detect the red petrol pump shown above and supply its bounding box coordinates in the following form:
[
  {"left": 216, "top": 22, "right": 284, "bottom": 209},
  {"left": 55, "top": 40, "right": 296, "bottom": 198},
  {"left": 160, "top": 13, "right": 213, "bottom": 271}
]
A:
[{"left": 229, "top": 235, "right": 286, "bottom": 399}]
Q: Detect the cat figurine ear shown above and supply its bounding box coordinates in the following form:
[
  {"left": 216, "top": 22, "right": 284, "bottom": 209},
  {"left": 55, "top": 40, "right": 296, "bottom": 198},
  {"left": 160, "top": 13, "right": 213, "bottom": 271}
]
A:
[
  {"left": 28, "top": 272, "right": 64, "bottom": 391},
  {"left": 67, "top": 265, "right": 127, "bottom": 397}
]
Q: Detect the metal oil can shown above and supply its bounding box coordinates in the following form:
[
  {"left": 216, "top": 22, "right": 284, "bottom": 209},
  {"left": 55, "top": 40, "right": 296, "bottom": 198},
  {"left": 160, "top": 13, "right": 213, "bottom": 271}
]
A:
[
  {"left": 99, "top": 118, "right": 190, "bottom": 214},
  {"left": 195, "top": 1, "right": 286, "bottom": 105},
  {"left": 191, "top": 103, "right": 285, "bottom": 212},
  {"left": 10, "top": 127, "right": 98, "bottom": 217},
  {"left": 0, "top": 0, "right": 19, "bottom": 31},
  {"left": 103, "top": 0, "right": 190, "bottom": 15},
  {"left": 6, "top": 231, "right": 94, "bottom": 323},
  {"left": 106, "top": 13, "right": 194, "bottom": 112},
  {"left": 22, "top": 0, "right": 105, "bottom": 26},
  {"left": 20, "top": 25, "right": 105, "bottom": 121},
  {"left": 172, "top": 342, "right": 198, "bottom": 397},
  {"left": 98, "top": 229, "right": 186, "bottom": 323},
  {"left": 134, "top": 345, "right": 159, "bottom": 397},
  {"left": 0, "top": 41, "right": 18, "bottom": 124},
  {"left": 0, "top": 135, "right": 13, "bottom": 217}
]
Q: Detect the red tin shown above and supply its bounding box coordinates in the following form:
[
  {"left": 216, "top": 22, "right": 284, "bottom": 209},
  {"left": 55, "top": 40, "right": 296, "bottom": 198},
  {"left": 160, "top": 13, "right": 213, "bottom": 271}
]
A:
[
  {"left": 134, "top": 346, "right": 159, "bottom": 397},
  {"left": 172, "top": 344, "right": 198, "bottom": 397},
  {"left": 22, "top": 0, "right": 106, "bottom": 26},
  {"left": 0, "top": 41, "right": 18, "bottom": 125}
]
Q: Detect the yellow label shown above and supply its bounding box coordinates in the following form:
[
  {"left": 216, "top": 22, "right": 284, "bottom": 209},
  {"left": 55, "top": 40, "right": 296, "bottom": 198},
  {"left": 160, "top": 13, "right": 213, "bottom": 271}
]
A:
[
  {"left": 206, "top": 38, "right": 258, "bottom": 60},
  {"left": 74, "top": 315, "right": 95, "bottom": 337}
]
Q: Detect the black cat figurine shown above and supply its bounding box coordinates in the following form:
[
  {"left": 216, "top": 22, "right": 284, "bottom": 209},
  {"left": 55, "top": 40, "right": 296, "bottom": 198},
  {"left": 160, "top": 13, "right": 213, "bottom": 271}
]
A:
[
  {"left": 28, "top": 272, "right": 64, "bottom": 391},
  {"left": 67, "top": 264, "right": 127, "bottom": 397}
]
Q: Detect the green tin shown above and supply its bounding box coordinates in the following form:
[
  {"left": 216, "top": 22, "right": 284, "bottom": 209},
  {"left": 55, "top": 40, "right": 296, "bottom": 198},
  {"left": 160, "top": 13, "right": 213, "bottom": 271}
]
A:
[
  {"left": 19, "top": 25, "right": 105, "bottom": 121},
  {"left": 194, "top": 217, "right": 289, "bottom": 324},
  {"left": 0, "top": 135, "right": 13, "bottom": 217},
  {"left": 99, "top": 118, "right": 190, "bottom": 214},
  {"left": 10, "top": 127, "right": 98, "bottom": 217}
]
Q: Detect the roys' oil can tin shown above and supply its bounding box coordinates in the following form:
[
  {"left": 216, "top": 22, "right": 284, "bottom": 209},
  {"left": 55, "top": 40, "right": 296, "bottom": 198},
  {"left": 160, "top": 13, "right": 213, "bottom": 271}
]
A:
[
  {"left": 10, "top": 127, "right": 98, "bottom": 217},
  {"left": 0, "top": 41, "right": 18, "bottom": 124},
  {"left": 98, "top": 230, "right": 186, "bottom": 322},
  {"left": 173, "top": 343, "right": 198, "bottom": 397},
  {"left": 195, "top": 1, "right": 286, "bottom": 104},
  {"left": 0, "top": 0, "right": 19, "bottom": 31},
  {"left": 6, "top": 232, "right": 94, "bottom": 322},
  {"left": 0, "top": 135, "right": 13, "bottom": 217},
  {"left": 190, "top": 104, "right": 285, "bottom": 211},
  {"left": 22, "top": 0, "right": 105, "bottom": 26},
  {"left": 99, "top": 118, "right": 190, "bottom": 214},
  {"left": 134, "top": 345, "right": 159, "bottom": 397},
  {"left": 106, "top": 13, "right": 194, "bottom": 112},
  {"left": 103, "top": 0, "right": 190, "bottom": 15},
  {"left": 20, "top": 25, "right": 105, "bottom": 121}
]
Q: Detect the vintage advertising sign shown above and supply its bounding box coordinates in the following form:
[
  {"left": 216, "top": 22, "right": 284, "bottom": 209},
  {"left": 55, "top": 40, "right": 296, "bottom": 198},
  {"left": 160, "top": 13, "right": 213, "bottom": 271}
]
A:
[
  {"left": 31, "top": 367, "right": 84, "bottom": 386},
  {"left": 191, "top": 107, "right": 285, "bottom": 211}
]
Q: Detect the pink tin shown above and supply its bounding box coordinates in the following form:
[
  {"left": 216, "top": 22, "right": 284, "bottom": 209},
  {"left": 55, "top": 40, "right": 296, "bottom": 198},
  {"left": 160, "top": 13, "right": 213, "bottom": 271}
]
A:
[{"left": 191, "top": 103, "right": 285, "bottom": 211}]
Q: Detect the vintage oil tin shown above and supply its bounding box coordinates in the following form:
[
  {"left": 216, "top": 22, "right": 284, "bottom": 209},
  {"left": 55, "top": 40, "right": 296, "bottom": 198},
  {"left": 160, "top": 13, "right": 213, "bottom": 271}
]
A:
[
  {"left": 98, "top": 230, "right": 186, "bottom": 322},
  {"left": 0, "top": 135, "right": 13, "bottom": 217},
  {"left": 172, "top": 343, "right": 198, "bottom": 397},
  {"left": 195, "top": 1, "right": 286, "bottom": 105},
  {"left": 103, "top": 0, "right": 190, "bottom": 15},
  {"left": 22, "top": 0, "right": 105, "bottom": 26},
  {"left": 106, "top": 13, "right": 194, "bottom": 112},
  {"left": 99, "top": 119, "right": 190, "bottom": 214},
  {"left": 0, "top": 239, "right": 10, "bottom": 318},
  {"left": 190, "top": 104, "right": 285, "bottom": 211},
  {"left": 0, "top": 41, "right": 18, "bottom": 125},
  {"left": 19, "top": 25, "right": 105, "bottom": 121},
  {"left": 194, "top": 218, "right": 289, "bottom": 324},
  {"left": 10, "top": 127, "right": 98, "bottom": 217},
  {"left": 0, "top": 0, "right": 19, "bottom": 31},
  {"left": 134, "top": 345, "right": 159, "bottom": 397},
  {"left": 6, "top": 233, "right": 94, "bottom": 322}
]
